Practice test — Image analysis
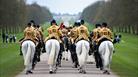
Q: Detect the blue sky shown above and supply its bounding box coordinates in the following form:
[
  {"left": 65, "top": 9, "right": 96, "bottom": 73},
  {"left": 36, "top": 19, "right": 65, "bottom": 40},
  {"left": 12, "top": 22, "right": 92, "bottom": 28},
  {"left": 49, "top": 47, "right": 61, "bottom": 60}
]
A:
[{"left": 26, "top": 0, "right": 104, "bottom": 14}]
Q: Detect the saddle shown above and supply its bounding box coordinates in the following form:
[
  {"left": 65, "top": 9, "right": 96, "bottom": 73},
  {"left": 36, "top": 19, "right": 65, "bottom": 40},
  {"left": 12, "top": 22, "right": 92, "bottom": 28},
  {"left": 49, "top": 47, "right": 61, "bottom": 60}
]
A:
[
  {"left": 76, "top": 37, "right": 89, "bottom": 43},
  {"left": 21, "top": 39, "right": 36, "bottom": 45},
  {"left": 97, "top": 37, "right": 112, "bottom": 48}
]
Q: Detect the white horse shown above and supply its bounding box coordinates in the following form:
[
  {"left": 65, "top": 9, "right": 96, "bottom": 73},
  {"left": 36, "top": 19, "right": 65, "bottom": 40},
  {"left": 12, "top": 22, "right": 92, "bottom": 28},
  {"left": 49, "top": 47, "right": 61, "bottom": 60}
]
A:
[
  {"left": 98, "top": 41, "right": 114, "bottom": 74},
  {"left": 76, "top": 40, "right": 90, "bottom": 74},
  {"left": 45, "top": 39, "right": 60, "bottom": 74},
  {"left": 21, "top": 40, "right": 35, "bottom": 74}
]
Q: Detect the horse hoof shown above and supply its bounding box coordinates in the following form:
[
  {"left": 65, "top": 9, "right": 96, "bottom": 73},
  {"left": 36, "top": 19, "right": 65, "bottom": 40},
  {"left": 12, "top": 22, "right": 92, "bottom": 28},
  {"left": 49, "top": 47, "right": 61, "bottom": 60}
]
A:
[
  {"left": 103, "top": 70, "right": 108, "bottom": 74},
  {"left": 53, "top": 70, "right": 57, "bottom": 74},
  {"left": 37, "top": 58, "right": 40, "bottom": 62},
  {"left": 63, "top": 58, "right": 65, "bottom": 60},
  {"left": 25, "top": 71, "right": 29, "bottom": 75},
  {"left": 49, "top": 71, "right": 53, "bottom": 74},
  {"left": 96, "top": 66, "right": 99, "bottom": 68},
  {"left": 72, "top": 65, "right": 77, "bottom": 68},
  {"left": 28, "top": 71, "right": 33, "bottom": 74},
  {"left": 58, "top": 64, "right": 61, "bottom": 67},
  {"left": 100, "top": 67, "right": 103, "bottom": 70},
  {"left": 79, "top": 69, "right": 83, "bottom": 73},
  {"left": 107, "top": 71, "right": 110, "bottom": 75},
  {"left": 79, "top": 71, "right": 82, "bottom": 73},
  {"left": 26, "top": 70, "right": 33, "bottom": 75},
  {"left": 82, "top": 70, "right": 86, "bottom": 74}
]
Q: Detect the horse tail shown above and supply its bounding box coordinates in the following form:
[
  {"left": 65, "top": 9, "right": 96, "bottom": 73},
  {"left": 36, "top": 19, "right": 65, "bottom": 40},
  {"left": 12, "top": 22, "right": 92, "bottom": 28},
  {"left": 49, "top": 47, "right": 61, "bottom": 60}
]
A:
[
  {"left": 24, "top": 43, "right": 32, "bottom": 66},
  {"left": 103, "top": 42, "right": 110, "bottom": 67},
  {"left": 48, "top": 41, "right": 56, "bottom": 65},
  {"left": 79, "top": 42, "right": 87, "bottom": 66}
]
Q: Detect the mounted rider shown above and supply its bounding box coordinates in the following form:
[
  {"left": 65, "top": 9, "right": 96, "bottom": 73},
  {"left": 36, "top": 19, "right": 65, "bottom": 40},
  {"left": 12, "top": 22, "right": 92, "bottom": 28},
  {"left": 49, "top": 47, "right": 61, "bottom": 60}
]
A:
[
  {"left": 92, "top": 24, "right": 103, "bottom": 69},
  {"left": 75, "top": 20, "right": 89, "bottom": 43},
  {"left": 19, "top": 23, "right": 38, "bottom": 45},
  {"left": 69, "top": 22, "right": 79, "bottom": 44},
  {"left": 92, "top": 24, "right": 102, "bottom": 48},
  {"left": 44, "top": 20, "right": 63, "bottom": 66},
  {"left": 60, "top": 23, "right": 69, "bottom": 51},
  {"left": 36, "top": 25, "right": 46, "bottom": 53},
  {"left": 45, "top": 20, "right": 62, "bottom": 43},
  {"left": 96, "top": 22, "right": 113, "bottom": 46},
  {"left": 69, "top": 22, "right": 80, "bottom": 68},
  {"left": 32, "top": 24, "right": 44, "bottom": 63}
]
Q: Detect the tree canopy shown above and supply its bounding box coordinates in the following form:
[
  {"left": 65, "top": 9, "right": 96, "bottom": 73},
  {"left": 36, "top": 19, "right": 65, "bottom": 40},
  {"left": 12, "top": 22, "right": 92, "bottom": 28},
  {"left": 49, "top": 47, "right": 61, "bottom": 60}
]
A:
[
  {"left": 0, "top": 0, "right": 53, "bottom": 33},
  {"left": 81, "top": 0, "right": 138, "bottom": 34}
]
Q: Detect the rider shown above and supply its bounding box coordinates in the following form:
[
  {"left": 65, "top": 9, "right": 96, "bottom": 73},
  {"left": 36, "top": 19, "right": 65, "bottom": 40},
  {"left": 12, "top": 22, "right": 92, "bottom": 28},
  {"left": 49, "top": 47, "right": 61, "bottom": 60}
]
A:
[
  {"left": 75, "top": 19, "right": 89, "bottom": 42},
  {"left": 69, "top": 22, "right": 80, "bottom": 68},
  {"left": 96, "top": 22, "right": 113, "bottom": 46},
  {"left": 92, "top": 24, "right": 102, "bottom": 48},
  {"left": 44, "top": 20, "right": 63, "bottom": 66},
  {"left": 19, "top": 23, "right": 37, "bottom": 45},
  {"left": 61, "top": 25, "right": 69, "bottom": 51},
  {"left": 32, "top": 24, "right": 43, "bottom": 63},
  {"left": 69, "top": 22, "right": 79, "bottom": 44},
  {"left": 45, "top": 20, "right": 62, "bottom": 43},
  {"left": 37, "top": 25, "right": 46, "bottom": 53},
  {"left": 92, "top": 24, "right": 103, "bottom": 69}
]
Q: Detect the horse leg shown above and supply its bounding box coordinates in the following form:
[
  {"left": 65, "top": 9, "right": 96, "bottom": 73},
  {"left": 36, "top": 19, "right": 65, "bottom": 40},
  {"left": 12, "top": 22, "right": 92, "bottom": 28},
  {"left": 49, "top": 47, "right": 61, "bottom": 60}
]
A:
[
  {"left": 62, "top": 51, "right": 65, "bottom": 60},
  {"left": 42, "top": 41, "right": 46, "bottom": 53},
  {"left": 56, "top": 50, "right": 62, "bottom": 67},
  {"left": 71, "top": 43, "right": 79, "bottom": 68},
  {"left": 27, "top": 44, "right": 35, "bottom": 74},
  {"left": 49, "top": 64, "right": 53, "bottom": 74},
  {"left": 37, "top": 49, "right": 41, "bottom": 62},
  {"left": 22, "top": 45, "right": 28, "bottom": 72},
  {"left": 106, "top": 51, "right": 113, "bottom": 75},
  {"left": 74, "top": 53, "right": 79, "bottom": 68},
  {"left": 94, "top": 51, "right": 100, "bottom": 68},
  {"left": 22, "top": 44, "right": 33, "bottom": 74},
  {"left": 99, "top": 54, "right": 103, "bottom": 70},
  {"left": 65, "top": 51, "right": 68, "bottom": 61},
  {"left": 53, "top": 63, "right": 58, "bottom": 73},
  {"left": 78, "top": 67, "right": 83, "bottom": 73},
  {"left": 32, "top": 51, "right": 37, "bottom": 70},
  {"left": 20, "top": 46, "right": 23, "bottom": 55},
  {"left": 76, "top": 42, "right": 83, "bottom": 72},
  {"left": 56, "top": 43, "right": 64, "bottom": 66},
  {"left": 82, "top": 64, "right": 86, "bottom": 74}
]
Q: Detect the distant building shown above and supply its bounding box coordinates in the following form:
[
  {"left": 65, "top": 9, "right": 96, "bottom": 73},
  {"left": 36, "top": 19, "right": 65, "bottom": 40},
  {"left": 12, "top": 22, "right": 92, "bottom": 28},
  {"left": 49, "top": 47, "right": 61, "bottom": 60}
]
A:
[{"left": 53, "top": 13, "right": 80, "bottom": 27}]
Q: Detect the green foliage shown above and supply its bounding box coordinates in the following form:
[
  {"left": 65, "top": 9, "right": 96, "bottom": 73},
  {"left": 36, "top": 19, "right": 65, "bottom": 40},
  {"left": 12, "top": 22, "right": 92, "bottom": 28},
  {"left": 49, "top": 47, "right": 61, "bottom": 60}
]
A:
[
  {"left": 81, "top": 0, "right": 138, "bottom": 34},
  {"left": 27, "top": 3, "right": 53, "bottom": 24},
  {"left": 0, "top": 1, "right": 53, "bottom": 34}
]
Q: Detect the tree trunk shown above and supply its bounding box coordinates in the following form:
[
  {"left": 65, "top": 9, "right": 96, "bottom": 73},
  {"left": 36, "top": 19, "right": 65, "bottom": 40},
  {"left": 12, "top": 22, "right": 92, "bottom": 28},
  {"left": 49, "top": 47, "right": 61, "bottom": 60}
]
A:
[
  {"left": 132, "top": 26, "right": 135, "bottom": 34},
  {"left": 125, "top": 26, "right": 127, "bottom": 33},
  {"left": 128, "top": 25, "right": 131, "bottom": 34},
  {"left": 136, "top": 25, "right": 138, "bottom": 35}
]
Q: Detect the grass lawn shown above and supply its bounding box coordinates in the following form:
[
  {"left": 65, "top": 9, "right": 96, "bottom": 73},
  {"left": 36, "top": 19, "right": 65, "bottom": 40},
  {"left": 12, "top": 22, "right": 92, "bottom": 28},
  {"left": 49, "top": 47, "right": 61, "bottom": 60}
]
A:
[
  {"left": 0, "top": 33, "right": 24, "bottom": 77},
  {"left": 111, "top": 33, "right": 138, "bottom": 77}
]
